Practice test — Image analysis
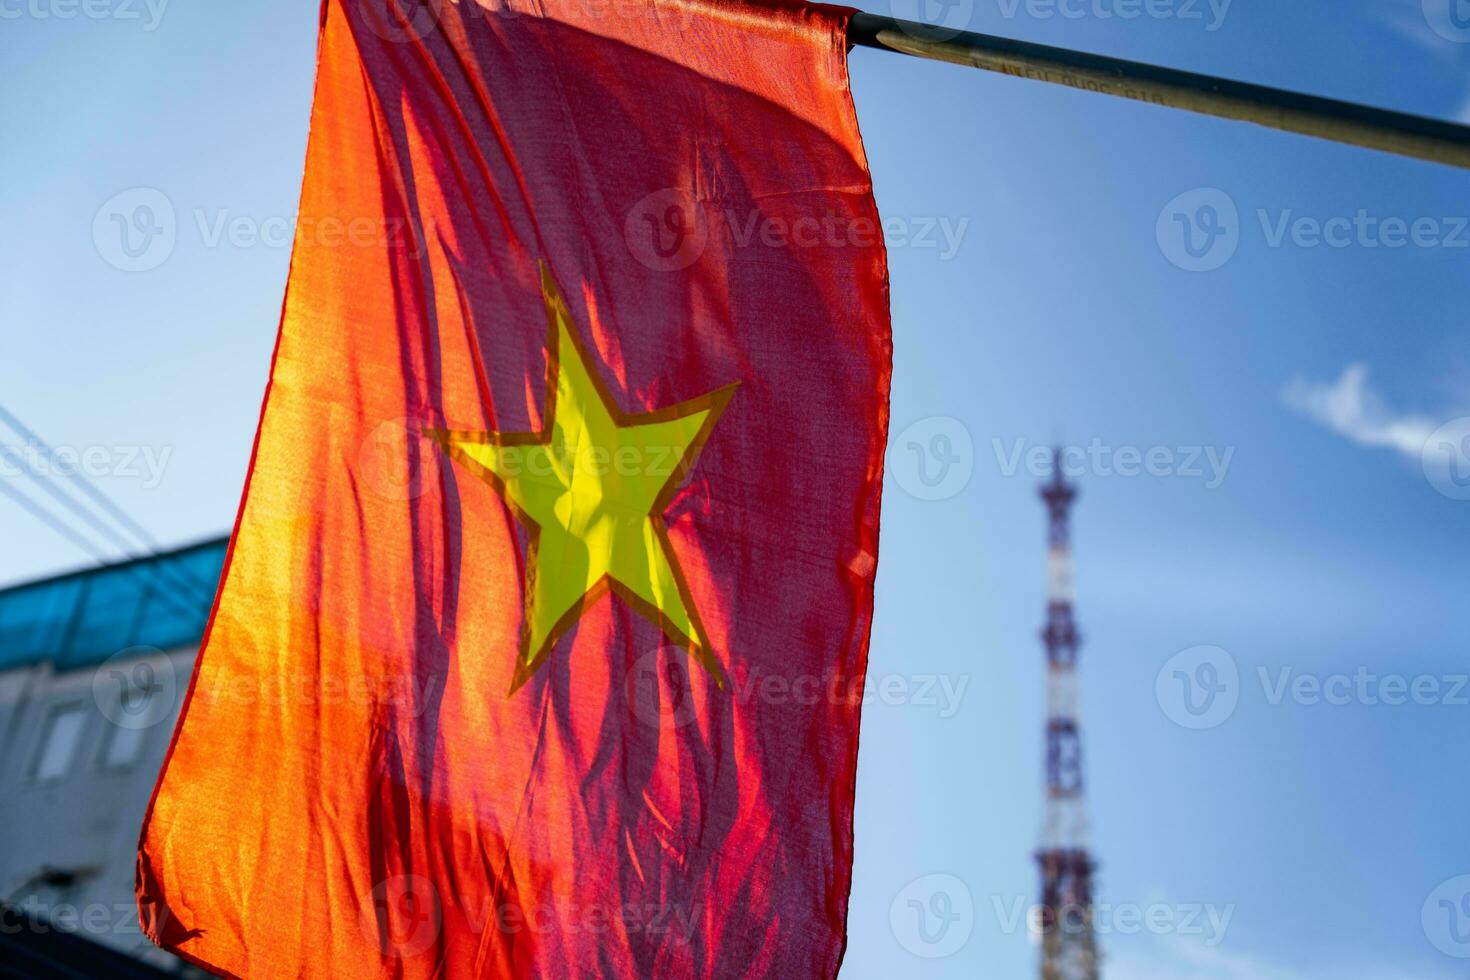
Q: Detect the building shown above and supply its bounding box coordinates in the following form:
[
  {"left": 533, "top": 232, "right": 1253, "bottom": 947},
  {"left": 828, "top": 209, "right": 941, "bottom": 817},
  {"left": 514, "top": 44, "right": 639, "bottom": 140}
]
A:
[{"left": 0, "top": 537, "right": 227, "bottom": 976}]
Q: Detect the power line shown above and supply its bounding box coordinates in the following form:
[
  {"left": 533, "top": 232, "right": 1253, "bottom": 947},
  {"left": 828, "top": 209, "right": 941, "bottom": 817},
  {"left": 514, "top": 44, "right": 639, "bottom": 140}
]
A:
[
  {"left": 0, "top": 403, "right": 215, "bottom": 600},
  {"left": 0, "top": 443, "right": 213, "bottom": 607},
  {"left": 0, "top": 466, "right": 213, "bottom": 624},
  {"left": 0, "top": 403, "right": 169, "bottom": 551},
  {"left": 0, "top": 476, "right": 113, "bottom": 567},
  {"left": 1, "top": 445, "right": 154, "bottom": 570},
  {"left": 0, "top": 404, "right": 219, "bottom": 626}
]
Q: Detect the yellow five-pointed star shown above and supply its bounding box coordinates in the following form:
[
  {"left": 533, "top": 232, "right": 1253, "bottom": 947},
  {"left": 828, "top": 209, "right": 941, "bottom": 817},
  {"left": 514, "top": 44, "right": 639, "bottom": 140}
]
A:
[{"left": 429, "top": 266, "right": 736, "bottom": 692}]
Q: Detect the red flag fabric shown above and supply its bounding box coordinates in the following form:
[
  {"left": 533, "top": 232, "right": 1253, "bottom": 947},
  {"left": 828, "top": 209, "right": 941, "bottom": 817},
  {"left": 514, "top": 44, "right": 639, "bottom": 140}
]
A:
[{"left": 137, "top": 0, "right": 891, "bottom": 976}]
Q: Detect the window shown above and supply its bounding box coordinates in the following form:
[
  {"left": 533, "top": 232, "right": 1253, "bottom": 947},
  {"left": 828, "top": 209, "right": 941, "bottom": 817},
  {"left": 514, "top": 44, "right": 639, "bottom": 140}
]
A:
[
  {"left": 31, "top": 703, "right": 88, "bottom": 781},
  {"left": 100, "top": 689, "right": 151, "bottom": 769}
]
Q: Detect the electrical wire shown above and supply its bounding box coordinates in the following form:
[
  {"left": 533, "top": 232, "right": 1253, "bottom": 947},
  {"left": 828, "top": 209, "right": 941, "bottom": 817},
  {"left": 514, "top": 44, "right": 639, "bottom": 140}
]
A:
[
  {"left": 0, "top": 443, "right": 215, "bottom": 613},
  {"left": 0, "top": 403, "right": 217, "bottom": 602}
]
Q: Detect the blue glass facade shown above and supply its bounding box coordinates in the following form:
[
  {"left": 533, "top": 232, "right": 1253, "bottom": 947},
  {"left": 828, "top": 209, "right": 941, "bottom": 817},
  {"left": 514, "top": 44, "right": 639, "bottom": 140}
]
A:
[{"left": 0, "top": 538, "right": 228, "bottom": 673}]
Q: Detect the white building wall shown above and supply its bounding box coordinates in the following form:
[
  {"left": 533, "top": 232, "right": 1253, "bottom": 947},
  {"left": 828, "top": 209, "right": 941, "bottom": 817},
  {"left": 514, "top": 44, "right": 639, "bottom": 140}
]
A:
[{"left": 0, "top": 645, "right": 197, "bottom": 973}]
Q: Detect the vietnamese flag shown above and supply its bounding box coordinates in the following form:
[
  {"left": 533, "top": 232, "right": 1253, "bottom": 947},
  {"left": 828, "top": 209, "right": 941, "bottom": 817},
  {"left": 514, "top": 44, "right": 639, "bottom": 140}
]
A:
[{"left": 137, "top": 0, "right": 891, "bottom": 976}]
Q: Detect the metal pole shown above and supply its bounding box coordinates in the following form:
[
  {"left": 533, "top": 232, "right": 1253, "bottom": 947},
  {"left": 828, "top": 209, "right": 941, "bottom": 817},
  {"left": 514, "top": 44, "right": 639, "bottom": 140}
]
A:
[{"left": 848, "top": 13, "right": 1470, "bottom": 171}]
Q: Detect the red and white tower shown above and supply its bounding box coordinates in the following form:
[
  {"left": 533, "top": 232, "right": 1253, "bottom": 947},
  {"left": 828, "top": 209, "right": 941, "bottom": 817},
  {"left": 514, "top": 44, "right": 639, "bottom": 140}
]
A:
[{"left": 1037, "top": 449, "right": 1100, "bottom": 980}]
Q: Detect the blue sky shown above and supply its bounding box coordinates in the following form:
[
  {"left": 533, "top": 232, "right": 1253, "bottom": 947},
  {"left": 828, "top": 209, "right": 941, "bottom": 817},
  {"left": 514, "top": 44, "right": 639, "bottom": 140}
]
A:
[{"left": 3, "top": 1, "right": 1469, "bottom": 977}]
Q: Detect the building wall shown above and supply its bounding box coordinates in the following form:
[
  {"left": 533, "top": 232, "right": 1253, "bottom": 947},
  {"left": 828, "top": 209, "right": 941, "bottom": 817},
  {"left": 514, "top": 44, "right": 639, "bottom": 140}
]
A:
[{"left": 0, "top": 645, "right": 197, "bottom": 973}]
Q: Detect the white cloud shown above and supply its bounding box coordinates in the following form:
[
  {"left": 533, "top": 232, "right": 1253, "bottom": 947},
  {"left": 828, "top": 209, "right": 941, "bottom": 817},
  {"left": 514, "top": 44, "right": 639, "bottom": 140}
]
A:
[
  {"left": 1282, "top": 363, "right": 1439, "bottom": 460},
  {"left": 1371, "top": 2, "right": 1470, "bottom": 121},
  {"left": 1108, "top": 933, "right": 1449, "bottom": 980},
  {"left": 1376, "top": 0, "right": 1460, "bottom": 59},
  {"left": 1106, "top": 936, "right": 1302, "bottom": 980},
  {"left": 1093, "top": 886, "right": 1458, "bottom": 980}
]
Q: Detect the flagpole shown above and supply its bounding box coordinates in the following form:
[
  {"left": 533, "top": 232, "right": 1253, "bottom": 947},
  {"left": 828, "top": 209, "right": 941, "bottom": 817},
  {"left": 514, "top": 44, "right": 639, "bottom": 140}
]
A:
[{"left": 847, "top": 13, "right": 1470, "bottom": 171}]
